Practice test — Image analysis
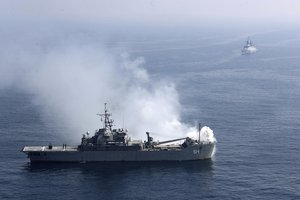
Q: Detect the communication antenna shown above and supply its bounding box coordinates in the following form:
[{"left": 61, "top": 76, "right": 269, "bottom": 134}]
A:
[
  {"left": 122, "top": 112, "right": 124, "bottom": 129},
  {"left": 198, "top": 123, "right": 201, "bottom": 143}
]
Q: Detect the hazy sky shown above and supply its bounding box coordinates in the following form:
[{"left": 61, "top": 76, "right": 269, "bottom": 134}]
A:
[{"left": 2, "top": 0, "right": 300, "bottom": 27}]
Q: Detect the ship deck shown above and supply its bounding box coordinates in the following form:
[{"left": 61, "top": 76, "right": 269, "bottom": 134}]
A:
[
  {"left": 22, "top": 146, "right": 78, "bottom": 152},
  {"left": 22, "top": 144, "right": 184, "bottom": 153}
]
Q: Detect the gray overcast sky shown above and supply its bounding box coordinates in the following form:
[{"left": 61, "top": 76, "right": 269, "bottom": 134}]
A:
[{"left": 1, "top": 0, "right": 300, "bottom": 27}]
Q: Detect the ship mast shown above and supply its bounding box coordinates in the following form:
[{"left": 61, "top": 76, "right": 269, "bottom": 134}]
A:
[{"left": 98, "top": 103, "right": 114, "bottom": 131}]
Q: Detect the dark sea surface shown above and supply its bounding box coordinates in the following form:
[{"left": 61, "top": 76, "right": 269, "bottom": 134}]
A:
[{"left": 1, "top": 30, "right": 300, "bottom": 199}]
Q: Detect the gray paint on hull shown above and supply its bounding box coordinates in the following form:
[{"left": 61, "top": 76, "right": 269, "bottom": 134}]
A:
[{"left": 27, "top": 143, "right": 216, "bottom": 162}]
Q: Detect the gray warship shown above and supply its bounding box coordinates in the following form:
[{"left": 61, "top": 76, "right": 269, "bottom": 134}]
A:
[
  {"left": 22, "top": 104, "right": 216, "bottom": 162},
  {"left": 242, "top": 37, "right": 257, "bottom": 55}
]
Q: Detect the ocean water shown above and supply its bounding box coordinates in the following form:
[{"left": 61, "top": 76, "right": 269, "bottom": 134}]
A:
[{"left": 1, "top": 30, "right": 300, "bottom": 199}]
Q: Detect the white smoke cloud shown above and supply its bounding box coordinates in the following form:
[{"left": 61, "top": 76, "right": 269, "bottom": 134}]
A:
[{"left": 0, "top": 31, "right": 202, "bottom": 143}]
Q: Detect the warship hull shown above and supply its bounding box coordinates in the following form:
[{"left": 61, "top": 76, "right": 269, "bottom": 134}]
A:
[
  {"left": 22, "top": 104, "right": 217, "bottom": 163},
  {"left": 22, "top": 143, "right": 216, "bottom": 163}
]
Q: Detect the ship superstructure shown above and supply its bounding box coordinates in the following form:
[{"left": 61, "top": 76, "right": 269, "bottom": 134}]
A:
[{"left": 22, "top": 104, "right": 216, "bottom": 162}]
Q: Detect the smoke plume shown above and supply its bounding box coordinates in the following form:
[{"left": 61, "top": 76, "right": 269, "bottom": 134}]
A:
[
  {"left": 0, "top": 29, "right": 204, "bottom": 142},
  {"left": 0, "top": 26, "right": 218, "bottom": 144}
]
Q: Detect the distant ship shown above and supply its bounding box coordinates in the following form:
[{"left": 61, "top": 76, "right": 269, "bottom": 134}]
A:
[
  {"left": 242, "top": 37, "right": 257, "bottom": 55},
  {"left": 22, "top": 103, "right": 216, "bottom": 162}
]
